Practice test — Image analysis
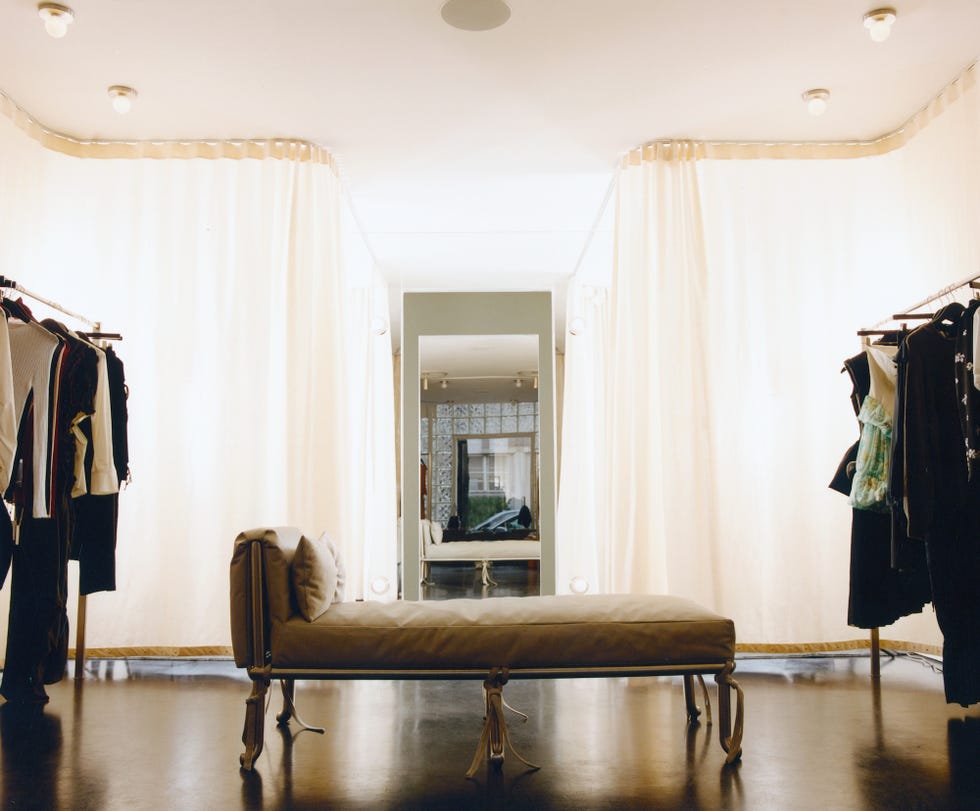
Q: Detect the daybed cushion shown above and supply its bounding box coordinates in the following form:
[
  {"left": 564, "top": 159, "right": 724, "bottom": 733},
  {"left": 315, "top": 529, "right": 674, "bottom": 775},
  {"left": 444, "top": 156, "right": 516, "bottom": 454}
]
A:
[
  {"left": 424, "top": 539, "right": 540, "bottom": 560},
  {"left": 271, "top": 593, "right": 735, "bottom": 672},
  {"left": 291, "top": 534, "right": 338, "bottom": 621}
]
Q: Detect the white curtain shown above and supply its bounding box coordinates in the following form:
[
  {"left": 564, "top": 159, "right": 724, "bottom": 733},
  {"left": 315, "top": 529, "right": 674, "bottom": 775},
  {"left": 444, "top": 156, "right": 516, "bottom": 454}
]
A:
[
  {"left": 561, "top": 63, "right": 980, "bottom": 649},
  {"left": 555, "top": 281, "right": 609, "bottom": 595},
  {"left": 602, "top": 142, "right": 718, "bottom": 606},
  {"left": 0, "top": 109, "right": 397, "bottom": 653}
]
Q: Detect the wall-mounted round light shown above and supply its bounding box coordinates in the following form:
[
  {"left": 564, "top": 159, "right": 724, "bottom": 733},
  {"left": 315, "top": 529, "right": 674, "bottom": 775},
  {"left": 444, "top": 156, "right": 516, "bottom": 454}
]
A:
[
  {"left": 371, "top": 316, "right": 389, "bottom": 336},
  {"left": 568, "top": 317, "right": 586, "bottom": 336},
  {"left": 370, "top": 577, "right": 390, "bottom": 596},
  {"left": 108, "top": 85, "right": 138, "bottom": 114},
  {"left": 569, "top": 576, "right": 590, "bottom": 594},
  {"left": 38, "top": 3, "right": 74, "bottom": 38},
  {"left": 863, "top": 7, "right": 897, "bottom": 43},
  {"left": 802, "top": 88, "right": 830, "bottom": 117}
]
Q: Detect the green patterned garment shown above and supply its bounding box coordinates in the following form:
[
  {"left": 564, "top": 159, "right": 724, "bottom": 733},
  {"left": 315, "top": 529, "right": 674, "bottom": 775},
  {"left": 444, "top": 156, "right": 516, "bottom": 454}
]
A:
[{"left": 848, "top": 395, "right": 892, "bottom": 512}]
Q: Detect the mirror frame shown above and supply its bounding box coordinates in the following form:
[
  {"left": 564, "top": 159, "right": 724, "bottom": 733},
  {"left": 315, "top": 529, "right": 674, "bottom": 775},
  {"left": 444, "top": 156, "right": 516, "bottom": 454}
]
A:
[{"left": 402, "top": 291, "right": 557, "bottom": 600}]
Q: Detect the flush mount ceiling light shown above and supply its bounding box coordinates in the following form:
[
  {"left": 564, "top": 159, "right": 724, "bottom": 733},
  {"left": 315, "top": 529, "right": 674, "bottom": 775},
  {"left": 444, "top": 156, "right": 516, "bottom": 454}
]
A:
[
  {"left": 863, "top": 7, "right": 897, "bottom": 42},
  {"left": 441, "top": 0, "right": 511, "bottom": 31},
  {"left": 37, "top": 3, "right": 74, "bottom": 38},
  {"left": 802, "top": 88, "right": 830, "bottom": 116},
  {"left": 107, "top": 85, "right": 137, "bottom": 114}
]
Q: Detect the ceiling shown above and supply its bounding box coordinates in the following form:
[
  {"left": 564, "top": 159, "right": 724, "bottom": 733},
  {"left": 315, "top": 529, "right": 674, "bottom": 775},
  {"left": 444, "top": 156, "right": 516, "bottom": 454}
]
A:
[
  {"left": 420, "top": 334, "right": 539, "bottom": 403},
  {"left": 2, "top": 0, "right": 980, "bottom": 351}
]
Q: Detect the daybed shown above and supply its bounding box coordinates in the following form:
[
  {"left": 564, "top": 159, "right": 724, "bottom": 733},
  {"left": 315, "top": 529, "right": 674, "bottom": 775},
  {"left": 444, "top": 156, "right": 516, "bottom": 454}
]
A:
[
  {"left": 229, "top": 527, "right": 745, "bottom": 775},
  {"left": 418, "top": 518, "right": 540, "bottom": 586}
]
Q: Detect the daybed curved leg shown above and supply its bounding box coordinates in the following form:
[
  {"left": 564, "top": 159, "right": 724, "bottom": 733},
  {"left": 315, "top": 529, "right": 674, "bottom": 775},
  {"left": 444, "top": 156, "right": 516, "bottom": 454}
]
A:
[
  {"left": 277, "top": 679, "right": 295, "bottom": 726},
  {"left": 466, "top": 668, "right": 539, "bottom": 778},
  {"left": 698, "top": 674, "right": 713, "bottom": 725},
  {"left": 240, "top": 675, "right": 270, "bottom": 771},
  {"left": 480, "top": 560, "right": 498, "bottom": 587},
  {"left": 714, "top": 661, "right": 744, "bottom": 765},
  {"left": 683, "top": 675, "right": 701, "bottom": 723},
  {"left": 277, "top": 679, "right": 325, "bottom": 735}
]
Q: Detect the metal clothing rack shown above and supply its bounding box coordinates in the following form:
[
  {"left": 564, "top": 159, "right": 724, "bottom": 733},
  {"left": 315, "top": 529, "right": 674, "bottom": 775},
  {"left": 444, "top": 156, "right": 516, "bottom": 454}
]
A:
[
  {"left": 854, "top": 273, "right": 980, "bottom": 678},
  {"left": 0, "top": 275, "right": 122, "bottom": 681}
]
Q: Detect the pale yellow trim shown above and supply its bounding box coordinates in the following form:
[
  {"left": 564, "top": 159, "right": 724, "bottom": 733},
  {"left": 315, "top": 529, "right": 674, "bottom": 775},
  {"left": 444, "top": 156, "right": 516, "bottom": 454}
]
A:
[
  {"left": 0, "top": 90, "right": 335, "bottom": 166},
  {"left": 68, "top": 646, "right": 234, "bottom": 658},
  {"left": 624, "top": 60, "right": 978, "bottom": 163},
  {"left": 736, "top": 640, "right": 943, "bottom": 657},
  {"left": 4, "top": 59, "right": 976, "bottom": 167},
  {"left": 63, "top": 640, "right": 943, "bottom": 659}
]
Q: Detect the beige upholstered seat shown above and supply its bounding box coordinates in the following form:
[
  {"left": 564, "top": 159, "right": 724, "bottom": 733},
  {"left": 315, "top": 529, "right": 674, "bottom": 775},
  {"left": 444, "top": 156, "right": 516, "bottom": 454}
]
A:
[{"left": 274, "top": 593, "right": 734, "bottom": 671}]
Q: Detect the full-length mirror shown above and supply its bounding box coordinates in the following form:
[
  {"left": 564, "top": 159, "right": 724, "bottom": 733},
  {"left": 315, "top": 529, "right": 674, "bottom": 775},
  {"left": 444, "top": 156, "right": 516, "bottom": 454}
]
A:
[
  {"left": 420, "top": 334, "right": 539, "bottom": 540},
  {"left": 402, "top": 292, "right": 556, "bottom": 600}
]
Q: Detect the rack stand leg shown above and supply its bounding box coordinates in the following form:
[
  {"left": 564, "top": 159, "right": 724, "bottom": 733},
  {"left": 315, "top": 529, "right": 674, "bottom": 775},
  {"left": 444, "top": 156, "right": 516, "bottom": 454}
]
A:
[
  {"left": 870, "top": 627, "right": 880, "bottom": 680},
  {"left": 74, "top": 594, "right": 87, "bottom": 681}
]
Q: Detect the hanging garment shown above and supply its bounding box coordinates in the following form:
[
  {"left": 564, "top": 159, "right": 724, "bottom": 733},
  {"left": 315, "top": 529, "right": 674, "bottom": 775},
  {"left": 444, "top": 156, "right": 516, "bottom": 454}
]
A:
[
  {"left": 902, "top": 308, "right": 980, "bottom": 706},
  {"left": 836, "top": 351, "right": 931, "bottom": 630},
  {"left": 70, "top": 343, "right": 127, "bottom": 595},
  {"left": 849, "top": 344, "right": 899, "bottom": 512},
  {"left": 6, "top": 318, "right": 60, "bottom": 519},
  {"left": 955, "top": 299, "right": 980, "bottom": 480},
  {"left": 0, "top": 313, "right": 17, "bottom": 492},
  {"left": 0, "top": 400, "right": 69, "bottom": 704}
]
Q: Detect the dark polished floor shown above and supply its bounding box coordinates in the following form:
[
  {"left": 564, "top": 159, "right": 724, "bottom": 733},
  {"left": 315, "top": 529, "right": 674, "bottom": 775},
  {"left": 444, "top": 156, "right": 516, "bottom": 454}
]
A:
[
  {"left": 2, "top": 652, "right": 977, "bottom": 810},
  {"left": 0, "top": 564, "right": 977, "bottom": 810}
]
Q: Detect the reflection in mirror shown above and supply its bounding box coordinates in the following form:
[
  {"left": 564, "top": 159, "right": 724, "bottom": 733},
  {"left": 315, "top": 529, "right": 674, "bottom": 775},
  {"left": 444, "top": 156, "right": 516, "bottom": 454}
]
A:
[{"left": 420, "top": 334, "right": 539, "bottom": 541}]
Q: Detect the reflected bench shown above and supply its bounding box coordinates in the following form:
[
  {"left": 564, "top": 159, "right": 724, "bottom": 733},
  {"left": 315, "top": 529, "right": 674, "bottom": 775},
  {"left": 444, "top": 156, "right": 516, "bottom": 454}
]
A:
[
  {"left": 419, "top": 519, "right": 540, "bottom": 586},
  {"left": 230, "top": 527, "right": 744, "bottom": 775}
]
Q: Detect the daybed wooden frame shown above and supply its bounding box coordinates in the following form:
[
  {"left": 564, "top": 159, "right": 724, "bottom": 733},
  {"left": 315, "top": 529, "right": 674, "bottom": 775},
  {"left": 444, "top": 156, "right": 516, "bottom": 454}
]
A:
[{"left": 230, "top": 529, "right": 744, "bottom": 775}]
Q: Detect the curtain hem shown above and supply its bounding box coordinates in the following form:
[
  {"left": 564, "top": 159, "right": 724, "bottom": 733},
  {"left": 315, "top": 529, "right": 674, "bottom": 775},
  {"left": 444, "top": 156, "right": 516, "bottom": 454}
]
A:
[{"left": 58, "top": 640, "right": 943, "bottom": 659}]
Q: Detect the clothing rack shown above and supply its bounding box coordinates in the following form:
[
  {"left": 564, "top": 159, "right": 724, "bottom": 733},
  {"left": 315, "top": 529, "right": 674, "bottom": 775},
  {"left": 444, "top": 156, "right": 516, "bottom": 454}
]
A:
[
  {"left": 0, "top": 275, "right": 122, "bottom": 682},
  {"left": 860, "top": 272, "right": 980, "bottom": 333},
  {"left": 854, "top": 272, "right": 980, "bottom": 679}
]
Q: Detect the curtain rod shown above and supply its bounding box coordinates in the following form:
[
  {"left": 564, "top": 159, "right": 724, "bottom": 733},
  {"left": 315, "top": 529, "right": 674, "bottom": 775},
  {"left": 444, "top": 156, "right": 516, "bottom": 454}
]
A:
[
  {"left": 868, "top": 271, "right": 980, "bottom": 329},
  {"left": 0, "top": 275, "right": 99, "bottom": 329}
]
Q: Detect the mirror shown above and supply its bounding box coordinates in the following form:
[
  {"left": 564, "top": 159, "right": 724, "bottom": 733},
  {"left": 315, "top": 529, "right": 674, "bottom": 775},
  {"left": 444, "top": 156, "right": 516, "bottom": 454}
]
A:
[
  {"left": 401, "top": 292, "right": 556, "bottom": 600},
  {"left": 420, "top": 334, "right": 539, "bottom": 540}
]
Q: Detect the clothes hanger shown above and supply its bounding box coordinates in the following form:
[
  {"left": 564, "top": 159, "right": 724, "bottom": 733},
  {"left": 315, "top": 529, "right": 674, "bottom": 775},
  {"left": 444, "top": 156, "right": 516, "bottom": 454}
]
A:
[
  {"left": 930, "top": 300, "right": 965, "bottom": 326},
  {"left": 1, "top": 295, "right": 36, "bottom": 323}
]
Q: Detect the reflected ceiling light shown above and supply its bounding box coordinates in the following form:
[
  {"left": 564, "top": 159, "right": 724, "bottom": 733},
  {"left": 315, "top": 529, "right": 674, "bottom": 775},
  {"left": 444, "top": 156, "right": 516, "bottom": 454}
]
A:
[
  {"left": 802, "top": 88, "right": 830, "bottom": 117},
  {"left": 423, "top": 371, "right": 448, "bottom": 392},
  {"left": 441, "top": 0, "right": 511, "bottom": 31},
  {"left": 370, "top": 316, "right": 389, "bottom": 336},
  {"left": 568, "top": 317, "right": 586, "bottom": 336},
  {"left": 108, "top": 85, "right": 137, "bottom": 114},
  {"left": 863, "top": 7, "right": 897, "bottom": 42},
  {"left": 515, "top": 378, "right": 523, "bottom": 389},
  {"left": 38, "top": 3, "right": 74, "bottom": 38}
]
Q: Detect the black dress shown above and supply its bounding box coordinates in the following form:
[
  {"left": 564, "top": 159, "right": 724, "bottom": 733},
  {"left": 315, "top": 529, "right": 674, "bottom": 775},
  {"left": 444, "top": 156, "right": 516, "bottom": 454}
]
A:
[{"left": 902, "top": 310, "right": 980, "bottom": 706}]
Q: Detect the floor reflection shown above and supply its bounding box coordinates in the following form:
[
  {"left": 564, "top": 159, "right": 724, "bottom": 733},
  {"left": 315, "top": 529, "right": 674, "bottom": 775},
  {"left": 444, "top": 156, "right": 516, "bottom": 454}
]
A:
[{"left": 0, "top": 650, "right": 976, "bottom": 809}]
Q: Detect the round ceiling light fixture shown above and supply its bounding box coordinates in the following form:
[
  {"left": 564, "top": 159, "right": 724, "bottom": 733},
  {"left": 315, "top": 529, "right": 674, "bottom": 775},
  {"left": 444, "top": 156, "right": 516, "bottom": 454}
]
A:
[
  {"left": 441, "top": 0, "right": 511, "bottom": 31},
  {"left": 108, "top": 85, "right": 138, "bottom": 114},
  {"left": 863, "top": 7, "right": 897, "bottom": 43},
  {"left": 38, "top": 3, "right": 74, "bottom": 38},
  {"left": 802, "top": 88, "right": 830, "bottom": 117}
]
